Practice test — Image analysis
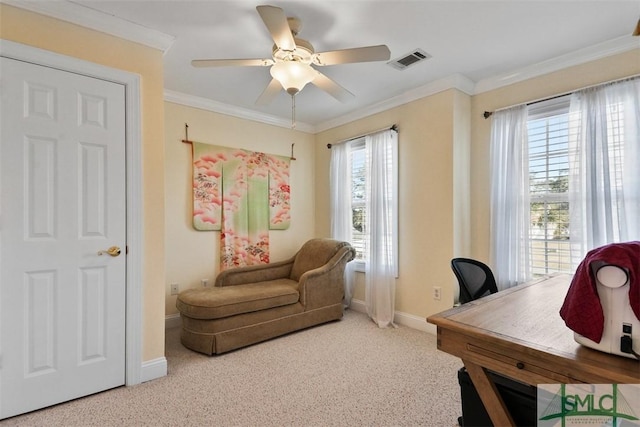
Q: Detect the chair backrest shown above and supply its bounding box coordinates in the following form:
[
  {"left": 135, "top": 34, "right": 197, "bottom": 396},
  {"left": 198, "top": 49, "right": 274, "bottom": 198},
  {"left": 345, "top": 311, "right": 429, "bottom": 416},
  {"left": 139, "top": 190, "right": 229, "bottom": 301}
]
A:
[
  {"left": 451, "top": 258, "right": 498, "bottom": 304},
  {"left": 290, "top": 238, "right": 353, "bottom": 281}
]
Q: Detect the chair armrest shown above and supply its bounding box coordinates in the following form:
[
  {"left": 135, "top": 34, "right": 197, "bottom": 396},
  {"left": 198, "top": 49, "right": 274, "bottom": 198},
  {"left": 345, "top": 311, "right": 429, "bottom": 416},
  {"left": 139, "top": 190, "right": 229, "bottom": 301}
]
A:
[
  {"left": 298, "top": 245, "right": 356, "bottom": 309},
  {"left": 214, "top": 256, "right": 295, "bottom": 287}
]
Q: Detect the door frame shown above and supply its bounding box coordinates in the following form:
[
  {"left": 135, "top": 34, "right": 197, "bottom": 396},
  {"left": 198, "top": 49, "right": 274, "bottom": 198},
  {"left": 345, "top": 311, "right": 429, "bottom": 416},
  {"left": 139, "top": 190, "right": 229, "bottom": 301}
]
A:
[{"left": 0, "top": 39, "right": 144, "bottom": 386}]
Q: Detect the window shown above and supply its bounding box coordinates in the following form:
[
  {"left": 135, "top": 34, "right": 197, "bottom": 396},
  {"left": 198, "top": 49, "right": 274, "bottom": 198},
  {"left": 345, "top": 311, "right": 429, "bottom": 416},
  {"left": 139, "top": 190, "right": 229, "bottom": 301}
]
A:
[
  {"left": 527, "top": 98, "right": 572, "bottom": 276},
  {"left": 350, "top": 139, "right": 367, "bottom": 261},
  {"left": 526, "top": 94, "right": 630, "bottom": 277},
  {"left": 331, "top": 130, "right": 398, "bottom": 273},
  {"left": 491, "top": 77, "right": 639, "bottom": 288}
]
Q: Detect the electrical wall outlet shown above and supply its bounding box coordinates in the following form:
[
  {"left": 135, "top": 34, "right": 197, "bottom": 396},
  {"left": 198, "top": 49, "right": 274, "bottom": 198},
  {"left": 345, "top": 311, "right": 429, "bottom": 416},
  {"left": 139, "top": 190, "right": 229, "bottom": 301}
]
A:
[
  {"left": 433, "top": 286, "right": 442, "bottom": 300},
  {"left": 170, "top": 283, "right": 180, "bottom": 295},
  {"left": 201, "top": 279, "right": 209, "bottom": 287}
]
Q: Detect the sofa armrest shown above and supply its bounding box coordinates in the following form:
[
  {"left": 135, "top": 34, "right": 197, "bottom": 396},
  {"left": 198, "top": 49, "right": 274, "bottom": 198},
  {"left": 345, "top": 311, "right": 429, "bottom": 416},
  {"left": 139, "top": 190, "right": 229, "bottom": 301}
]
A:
[
  {"left": 298, "top": 245, "right": 356, "bottom": 309},
  {"left": 214, "top": 257, "right": 295, "bottom": 287}
]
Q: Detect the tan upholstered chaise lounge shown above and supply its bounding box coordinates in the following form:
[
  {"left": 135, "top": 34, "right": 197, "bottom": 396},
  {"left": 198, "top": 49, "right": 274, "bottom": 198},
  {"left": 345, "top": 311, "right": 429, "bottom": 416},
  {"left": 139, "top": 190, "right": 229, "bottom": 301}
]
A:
[{"left": 176, "top": 238, "right": 356, "bottom": 355}]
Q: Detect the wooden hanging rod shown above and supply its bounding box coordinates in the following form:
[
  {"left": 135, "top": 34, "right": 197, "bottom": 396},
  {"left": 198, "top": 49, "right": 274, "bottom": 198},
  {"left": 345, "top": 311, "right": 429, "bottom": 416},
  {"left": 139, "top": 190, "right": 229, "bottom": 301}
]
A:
[
  {"left": 181, "top": 123, "right": 296, "bottom": 160},
  {"left": 181, "top": 123, "right": 193, "bottom": 144}
]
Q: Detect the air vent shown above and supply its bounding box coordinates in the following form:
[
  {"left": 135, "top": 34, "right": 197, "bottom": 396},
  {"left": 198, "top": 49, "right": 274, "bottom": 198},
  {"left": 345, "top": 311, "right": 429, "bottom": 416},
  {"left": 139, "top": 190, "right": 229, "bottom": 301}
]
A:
[{"left": 387, "top": 48, "right": 431, "bottom": 70}]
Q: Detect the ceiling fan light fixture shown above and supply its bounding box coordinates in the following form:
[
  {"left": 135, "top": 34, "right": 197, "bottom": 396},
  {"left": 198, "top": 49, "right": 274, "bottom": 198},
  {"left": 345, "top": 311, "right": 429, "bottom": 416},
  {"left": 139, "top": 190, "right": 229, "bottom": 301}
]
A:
[
  {"left": 192, "top": 5, "right": 387, "bottom": 107},
  {"left": 270, "top": 61, "right": 316, "bottom": 95}
]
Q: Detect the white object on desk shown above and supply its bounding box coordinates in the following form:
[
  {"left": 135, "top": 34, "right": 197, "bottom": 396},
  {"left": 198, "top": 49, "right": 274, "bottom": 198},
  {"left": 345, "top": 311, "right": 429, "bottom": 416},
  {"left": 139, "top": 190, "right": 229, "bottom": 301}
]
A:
[{"left": 574, "top": 263, "right": 640, "bottom": 359}]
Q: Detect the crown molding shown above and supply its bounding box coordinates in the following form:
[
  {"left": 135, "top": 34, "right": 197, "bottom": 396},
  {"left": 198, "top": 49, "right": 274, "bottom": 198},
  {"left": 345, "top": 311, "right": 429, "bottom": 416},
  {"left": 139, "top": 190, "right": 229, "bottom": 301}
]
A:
[
  {"left": 166, "top": 74, "right": 475, "bottom": 134},
  {"left": 166, "top": 33, "right": 636, "bottom": 134},
  {"left": 1, "top": 0, "right": 175, "bottom": 53},
  {"left": 316, "top": 36, "right": 639, "bottom": 131},
  {"left": 314, "top": 73, "right": 476, "bottom": 133},
  {"left": 164, "top": 90, "right": 315, "bottom": 134},
  {"left": 474, "top": 35, "right": 639, "bottom": 94},
  {"left": 12, "top": 0, "right": 635, "bottom": 131}
]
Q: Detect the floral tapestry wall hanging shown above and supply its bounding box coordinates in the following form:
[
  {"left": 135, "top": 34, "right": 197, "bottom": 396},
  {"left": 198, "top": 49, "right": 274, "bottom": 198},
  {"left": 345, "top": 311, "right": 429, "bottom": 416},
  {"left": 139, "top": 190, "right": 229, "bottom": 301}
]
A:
[{"left": 192, "top": 142, "right": 290, "bottom": 269}]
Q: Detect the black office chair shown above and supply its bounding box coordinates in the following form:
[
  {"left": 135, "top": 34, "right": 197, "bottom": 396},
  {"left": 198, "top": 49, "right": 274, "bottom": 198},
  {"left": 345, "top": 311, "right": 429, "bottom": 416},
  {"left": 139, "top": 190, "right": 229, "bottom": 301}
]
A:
[
  {"left": 451, "top": 258, "right": 500, "bottom": 427},
  {"left": 450, "top": 258, "right": 498, "bottom": 304}
]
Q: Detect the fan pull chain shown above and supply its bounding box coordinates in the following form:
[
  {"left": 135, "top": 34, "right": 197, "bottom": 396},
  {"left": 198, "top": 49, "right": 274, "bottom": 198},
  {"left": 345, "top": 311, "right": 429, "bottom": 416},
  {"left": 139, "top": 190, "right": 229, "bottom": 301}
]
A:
[{"left": 291, "top": 94, "right": 296, "bottom": 129}]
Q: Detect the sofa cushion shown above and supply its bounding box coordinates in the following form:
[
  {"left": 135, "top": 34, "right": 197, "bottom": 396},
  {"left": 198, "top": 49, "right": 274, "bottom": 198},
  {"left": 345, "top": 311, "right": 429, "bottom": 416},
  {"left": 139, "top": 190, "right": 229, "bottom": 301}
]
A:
[{"left": 177, "top": 279, "right": 299, "bottom": 320}]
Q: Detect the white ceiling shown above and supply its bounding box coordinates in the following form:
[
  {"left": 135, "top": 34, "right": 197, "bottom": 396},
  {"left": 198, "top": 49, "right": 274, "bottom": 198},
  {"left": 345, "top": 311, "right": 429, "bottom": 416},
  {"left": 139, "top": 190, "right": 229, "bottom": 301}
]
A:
[{"left": 16, "top": 0, "right": 640, "bottom": 131}]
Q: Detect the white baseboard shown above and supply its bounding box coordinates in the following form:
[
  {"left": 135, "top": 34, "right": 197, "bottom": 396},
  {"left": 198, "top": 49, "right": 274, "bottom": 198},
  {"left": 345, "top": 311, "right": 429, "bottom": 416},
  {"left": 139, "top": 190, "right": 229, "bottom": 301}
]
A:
[
  {"left": 140, "top": 357, "right": 167, "bottom": 383},
  {"left": 348, "top": 298, "right": 437, "bottom": 335},
  {"left": 348, "top": 298, "right": 367, "bottom": 314},
  {"left": 165, "top": 313, "right": 181, "bottom": 329},
  {"left": 140, "top": 315, "right": 178, "bottom": 384}
]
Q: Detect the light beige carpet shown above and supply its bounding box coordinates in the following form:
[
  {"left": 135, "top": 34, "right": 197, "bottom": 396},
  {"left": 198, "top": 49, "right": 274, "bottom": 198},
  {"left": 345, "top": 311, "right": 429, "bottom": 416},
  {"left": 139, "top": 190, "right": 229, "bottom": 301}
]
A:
[{"left": 2, "top": 310, "right": 462, "bottom": 426}]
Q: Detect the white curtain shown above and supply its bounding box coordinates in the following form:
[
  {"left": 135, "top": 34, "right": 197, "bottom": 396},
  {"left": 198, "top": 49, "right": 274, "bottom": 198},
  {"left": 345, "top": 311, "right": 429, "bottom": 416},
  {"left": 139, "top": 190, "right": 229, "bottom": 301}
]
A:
[
  {"left": 490, "top": 77, "right": 640, "bottom": 286},
  {"left": 489, "top": 105, "right": 532, "bottom": 290},
  {"left": 330, "top": 140, "right": 356, "bottom": 308},
  {"left": 364, "top": 130, "right": 398, "bottom": 328},
  {"left": 567, "top": 77, "right": 640, "bottom": 265}
]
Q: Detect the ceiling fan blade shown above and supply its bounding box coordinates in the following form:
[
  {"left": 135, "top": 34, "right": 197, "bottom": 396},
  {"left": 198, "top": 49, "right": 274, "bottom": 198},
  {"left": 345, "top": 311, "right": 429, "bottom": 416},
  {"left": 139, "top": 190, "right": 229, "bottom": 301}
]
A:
[
  {"left": 191, "top": 58, "right": 273, "bottom": 68},
  {"left": 256, "top": 78, "right": 283, "bottom": 105},
  {"left": 256, "top": 5, "right": 296, "bottom": 51},
  {"left": 312, "top": 71, "right": 354, "bottom": 103},
  {"left": 313, "top": 45, "right": 391, "bottom": 66}
]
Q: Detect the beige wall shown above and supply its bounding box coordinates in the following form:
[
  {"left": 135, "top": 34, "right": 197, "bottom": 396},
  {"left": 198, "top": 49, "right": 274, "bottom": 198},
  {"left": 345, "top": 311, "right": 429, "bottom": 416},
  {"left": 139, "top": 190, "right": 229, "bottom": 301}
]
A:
[
  {"left": 469, "top": 49, "right": 640, "bottom": 264},
  {"left": 315, "top": 89, "right": 471, "bottom": 318},
  {"left": 4, "top": 2, "right": 638, "bottom": 343},
  {"left": 314, "top": 49, "right": 639, "bottom": 321},
  {"left": 0, "top": 4, "right": 166, "bottom": 362},
  {"left": 164, "top": 102, "right": 317, "bottom": 316}
]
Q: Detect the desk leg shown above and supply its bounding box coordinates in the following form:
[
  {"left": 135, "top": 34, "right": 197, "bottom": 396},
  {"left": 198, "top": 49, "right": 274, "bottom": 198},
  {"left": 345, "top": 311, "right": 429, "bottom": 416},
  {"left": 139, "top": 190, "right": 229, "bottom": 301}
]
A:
[{"left": 463, "top": 360, "right": 515, "bottom": 427}]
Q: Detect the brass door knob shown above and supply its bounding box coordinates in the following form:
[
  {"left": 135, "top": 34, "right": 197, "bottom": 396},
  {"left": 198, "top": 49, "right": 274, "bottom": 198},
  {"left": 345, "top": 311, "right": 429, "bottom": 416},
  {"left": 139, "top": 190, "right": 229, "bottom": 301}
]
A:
[{"left": 98, "top": 246, "right": 121, "bottom": 257}]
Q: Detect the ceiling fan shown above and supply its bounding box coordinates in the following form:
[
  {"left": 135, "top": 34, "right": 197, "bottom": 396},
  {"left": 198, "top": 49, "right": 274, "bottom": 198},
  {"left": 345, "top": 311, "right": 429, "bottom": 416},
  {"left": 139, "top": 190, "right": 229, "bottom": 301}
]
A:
[{"left": 191, "top": 5, "right": 391, "bottom": 105}]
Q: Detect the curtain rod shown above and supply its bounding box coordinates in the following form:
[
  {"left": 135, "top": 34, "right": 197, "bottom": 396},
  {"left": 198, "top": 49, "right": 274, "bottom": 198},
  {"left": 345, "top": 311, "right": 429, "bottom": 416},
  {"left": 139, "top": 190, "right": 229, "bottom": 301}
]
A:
[
  {"left": 483, "top": 74, "right": 640, "bottom": 119},
  {"left": 326, "top": 124, "right": 398, "bottom": 149}
]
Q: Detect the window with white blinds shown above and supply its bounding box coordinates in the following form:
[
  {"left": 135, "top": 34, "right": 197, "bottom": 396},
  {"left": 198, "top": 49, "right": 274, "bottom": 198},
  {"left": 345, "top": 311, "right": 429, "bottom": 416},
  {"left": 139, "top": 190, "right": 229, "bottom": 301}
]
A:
[
  {"left": 527, "top": 95, "right": 629, "bottom": 276},
  {"left": 350, "top": 138, "right": 366, "bottom": 260},
  {"left": 348, "top": 135, "right": 398, "bottom": 268},
  {"left": 527, "top": 97, "right": 572, "bottom": 276}
]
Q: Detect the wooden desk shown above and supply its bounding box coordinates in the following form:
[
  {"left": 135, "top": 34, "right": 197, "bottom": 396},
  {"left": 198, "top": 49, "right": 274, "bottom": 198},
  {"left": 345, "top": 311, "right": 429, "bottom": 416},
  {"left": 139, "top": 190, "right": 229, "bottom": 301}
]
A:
[{"left": 427, "top": 274, "right": 640, "bottom": 427}]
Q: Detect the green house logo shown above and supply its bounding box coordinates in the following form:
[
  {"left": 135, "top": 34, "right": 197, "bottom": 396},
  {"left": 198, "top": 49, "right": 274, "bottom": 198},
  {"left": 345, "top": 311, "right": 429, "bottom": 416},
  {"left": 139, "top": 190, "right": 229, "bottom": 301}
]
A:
[{"left": 538, "top": 384, "right": 640, "bottom": 426}]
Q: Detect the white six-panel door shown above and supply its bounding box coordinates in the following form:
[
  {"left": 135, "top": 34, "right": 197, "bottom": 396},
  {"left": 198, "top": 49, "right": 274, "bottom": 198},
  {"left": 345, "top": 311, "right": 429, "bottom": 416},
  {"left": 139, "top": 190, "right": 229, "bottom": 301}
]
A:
[{"left": 0, "top": 57, "right": 127, "bottom": 419}]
